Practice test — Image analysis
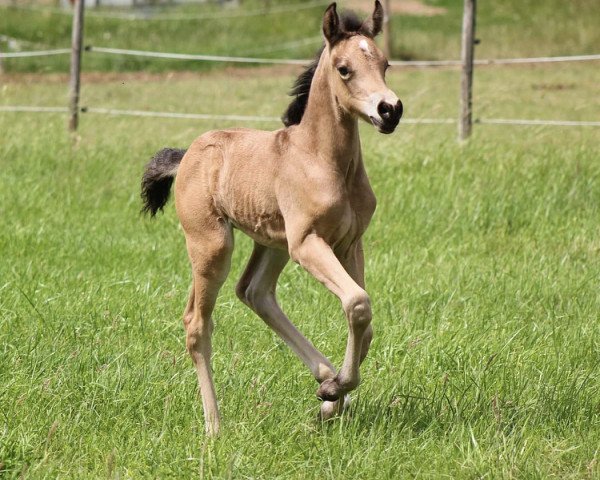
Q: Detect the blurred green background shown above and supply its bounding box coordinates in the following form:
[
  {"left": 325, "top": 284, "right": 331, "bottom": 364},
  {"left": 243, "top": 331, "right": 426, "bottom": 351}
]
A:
[{"left": 1, "top": 0, "right": 599, "bottom": 73}]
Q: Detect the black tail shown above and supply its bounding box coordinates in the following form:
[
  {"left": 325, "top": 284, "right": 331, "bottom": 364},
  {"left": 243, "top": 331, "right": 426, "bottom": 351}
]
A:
[{"left": 141, "top": 147, "right": 187, "bottom": 216}]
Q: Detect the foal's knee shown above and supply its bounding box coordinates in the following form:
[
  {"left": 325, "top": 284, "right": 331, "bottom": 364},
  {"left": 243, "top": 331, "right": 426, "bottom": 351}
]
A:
[
  {"left": 184, "top": 317, "right": 213, "bottom": 353},
  {"left": 343, "top": 290, "right": 372, "bottom": 332}
]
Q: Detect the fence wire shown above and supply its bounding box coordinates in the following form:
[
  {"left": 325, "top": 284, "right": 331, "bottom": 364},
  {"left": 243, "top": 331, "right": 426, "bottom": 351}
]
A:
[
  {"left": 1, "top": 106, "right": 598, "bottom": 128},
  {"left": 3, "top": 46, "right": 600, "bottom": 68},
  {"left": 0, "top": 49, "right": 71, "bottom": 58},
  {"left": 1, "top": 40, "right": 599, "bottom": 129}
]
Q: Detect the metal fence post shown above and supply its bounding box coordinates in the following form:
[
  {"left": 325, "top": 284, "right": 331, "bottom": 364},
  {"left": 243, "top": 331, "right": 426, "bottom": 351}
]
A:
[
  {"left": 69, "top": 0, "right": 85, "bottom": 132},
  {"left": 459, "top": 0, "right": 476, "bottom": 141}
]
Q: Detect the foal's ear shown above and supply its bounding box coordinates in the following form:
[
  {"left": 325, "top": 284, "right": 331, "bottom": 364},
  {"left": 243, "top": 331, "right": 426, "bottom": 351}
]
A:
[
  {"left": 323, "top": 3, "right": 340, "bottom": 44},
  {"left": 362, "top": 0, "right": 385, "bottom": 37}
]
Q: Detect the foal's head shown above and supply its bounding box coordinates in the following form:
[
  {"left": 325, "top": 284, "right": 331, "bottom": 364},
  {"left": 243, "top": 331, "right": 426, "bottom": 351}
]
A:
[
  {"left": 282, "top": 1, "right": 403, "bottom": 134},
  {"left": 323, "top": 1, "right": 403, "bottom": 134}
]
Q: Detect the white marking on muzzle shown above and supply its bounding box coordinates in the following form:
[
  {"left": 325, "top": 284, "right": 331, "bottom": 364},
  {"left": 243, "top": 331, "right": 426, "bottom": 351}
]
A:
[
  {"left": 363, "top": 90, "right": 399, "bottom": 121},
  {"left": 364, "top": 93, "right": 382, "bottom": 119}
]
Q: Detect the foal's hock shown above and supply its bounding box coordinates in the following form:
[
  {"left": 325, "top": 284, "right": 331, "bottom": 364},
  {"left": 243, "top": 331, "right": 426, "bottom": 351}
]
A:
[{"left": 141, "top": 1, "right": 402, "bottom": 435}]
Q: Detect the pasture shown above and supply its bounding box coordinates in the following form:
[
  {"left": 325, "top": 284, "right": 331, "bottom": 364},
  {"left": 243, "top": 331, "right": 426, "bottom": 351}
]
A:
[
  {"left": 1, "top": 0, "right": 600, "bottom": 478},
  {"left": 1, "top": 62, "right": 599, "bottom": 478}
]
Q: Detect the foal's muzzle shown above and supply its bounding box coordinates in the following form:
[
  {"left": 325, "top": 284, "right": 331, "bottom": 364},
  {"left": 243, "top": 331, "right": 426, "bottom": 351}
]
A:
[{"left": 371, "top": 100, "right": 403, "bottom": 134}]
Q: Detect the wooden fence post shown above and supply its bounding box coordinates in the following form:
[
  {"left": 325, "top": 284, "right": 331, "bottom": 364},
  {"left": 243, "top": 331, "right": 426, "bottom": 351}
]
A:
[
  {"left": 459, "top": 0, "right": 476, "bottom": 141},
  {"left": 68, "top": 0, "right": 85, "bottom": 132},
  {"left": 382, "top": 0, "right": 392, "bottom": 59},
  {"left": 0, "top": 37, "right": 4, "bottom": 75}
]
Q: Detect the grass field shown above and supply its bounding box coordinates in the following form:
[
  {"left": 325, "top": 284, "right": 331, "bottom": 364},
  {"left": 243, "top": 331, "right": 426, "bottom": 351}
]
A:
[
  {"left": 1, "top": 0, "right": 600, "bottom": 477},
  {"left": 1, "top": 59, "right": 599, "bottom": 477}
]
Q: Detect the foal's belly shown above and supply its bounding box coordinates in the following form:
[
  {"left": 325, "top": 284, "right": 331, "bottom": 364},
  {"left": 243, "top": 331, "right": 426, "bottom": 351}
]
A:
[
  {"left": 226, "top": 204, "right": 358, "bottom": 253},
  {"left": 216, "top": 186, "right": 288, "bottom": 249},
  {"left": 229, "top": 210, "right": 288, "bottom": 249},
  {"left": 214, "top": 173, "right": 361, "bottom": 252}
]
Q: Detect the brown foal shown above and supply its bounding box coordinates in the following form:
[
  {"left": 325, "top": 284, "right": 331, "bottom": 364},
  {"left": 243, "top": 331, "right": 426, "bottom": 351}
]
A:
[{"left": 141, "top": 1, "right": 402, "bottom": 435}]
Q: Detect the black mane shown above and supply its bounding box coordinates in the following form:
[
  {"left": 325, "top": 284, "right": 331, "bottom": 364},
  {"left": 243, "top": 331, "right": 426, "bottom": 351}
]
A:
[{"left": 281, "top": 11, "right": 368, "bottom": 127}]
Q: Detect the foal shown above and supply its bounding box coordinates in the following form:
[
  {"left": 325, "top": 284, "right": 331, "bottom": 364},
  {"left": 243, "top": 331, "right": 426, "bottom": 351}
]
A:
[{"left": 142, "top": 1, "right": 402, "bottom": 435}]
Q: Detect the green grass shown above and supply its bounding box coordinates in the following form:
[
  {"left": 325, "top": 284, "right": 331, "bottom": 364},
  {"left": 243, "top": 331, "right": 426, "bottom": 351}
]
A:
[
  {"left": 1, "top": 0, "right": 599, "bottom": 73},
  {"left": 0, "top": 58, "right": 599, "bottom": 477}
]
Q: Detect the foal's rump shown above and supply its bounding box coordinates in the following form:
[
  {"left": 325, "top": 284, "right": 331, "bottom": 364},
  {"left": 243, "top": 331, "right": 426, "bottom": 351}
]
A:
[{"left": 140, "top": 129, "right": 253, "bottom": 217}]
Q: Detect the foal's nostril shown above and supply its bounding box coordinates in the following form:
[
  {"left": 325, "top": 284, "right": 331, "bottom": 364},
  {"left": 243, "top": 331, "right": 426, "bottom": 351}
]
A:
[
  {"left": 396, "top": 100, "right": 403, "bottom": 119},
  {"left": 377, "top": 102, "right": 394, "bottom": 120}
]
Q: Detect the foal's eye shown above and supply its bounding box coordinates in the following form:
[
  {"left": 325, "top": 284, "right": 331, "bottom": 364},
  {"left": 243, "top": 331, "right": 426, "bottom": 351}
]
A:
[{"left": 337, "top": 66, "right": 351, "bottom": 79}]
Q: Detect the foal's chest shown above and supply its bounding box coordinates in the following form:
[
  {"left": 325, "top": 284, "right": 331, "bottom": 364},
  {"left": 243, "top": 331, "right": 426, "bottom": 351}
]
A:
[{"left": 295, "top": 172, "right": 376, "bottom": 253}]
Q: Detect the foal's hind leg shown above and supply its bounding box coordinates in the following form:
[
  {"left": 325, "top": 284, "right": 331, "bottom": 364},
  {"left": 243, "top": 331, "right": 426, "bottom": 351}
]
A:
[
  {"left": 237, "top": 243, "right": 351, "bottom": 419},
  {"left": 182, "top": 220, "right": 233, "bottom": 436},
  {"left": 236, "top": 243, "right": 336, "bottom": 383}
]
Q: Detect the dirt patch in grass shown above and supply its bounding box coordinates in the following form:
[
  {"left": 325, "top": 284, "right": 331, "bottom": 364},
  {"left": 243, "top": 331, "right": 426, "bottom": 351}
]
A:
[
  {"left": 0, "top": 65, "right": 302, "bottom": 85},
  {"left": 345, "top": 0, "right": 447, "bottom": 16},
  {"left": 531, "top": 83, "right": 576, "bottom": 91}
]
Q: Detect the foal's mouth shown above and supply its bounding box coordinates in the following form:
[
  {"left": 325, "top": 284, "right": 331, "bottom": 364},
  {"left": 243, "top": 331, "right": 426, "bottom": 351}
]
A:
[{"left": 369, "top": 116, "right": 399, "bottom": 134}]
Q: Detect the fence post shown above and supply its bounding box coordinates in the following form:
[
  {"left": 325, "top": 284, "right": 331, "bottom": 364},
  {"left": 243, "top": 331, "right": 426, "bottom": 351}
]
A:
[
  {"left": 68, "top": 0, "right": 85, "bottom": 132},
  {"left": 382, "top": 0, "right": 392, "bottom": 59},
  {"left": 0, "top": 40, "right": 4, "bottom": 75},
  {"left": 459, "top": 0, "right": 476, "bottom": 141}
]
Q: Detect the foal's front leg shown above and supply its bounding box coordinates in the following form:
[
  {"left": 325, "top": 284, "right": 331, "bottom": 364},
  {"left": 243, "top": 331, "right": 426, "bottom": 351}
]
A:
[
  {"left": 340, "top": 240, "right": 374, "bottom": 366},
  {"left": 290, "top": 234, "right": 372, "bottom": 402}
]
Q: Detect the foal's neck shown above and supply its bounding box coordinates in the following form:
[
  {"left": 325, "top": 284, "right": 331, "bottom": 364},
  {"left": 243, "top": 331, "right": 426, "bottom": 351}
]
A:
[{"left": 297, "top": 49, "right": 360, "bottom": 172}]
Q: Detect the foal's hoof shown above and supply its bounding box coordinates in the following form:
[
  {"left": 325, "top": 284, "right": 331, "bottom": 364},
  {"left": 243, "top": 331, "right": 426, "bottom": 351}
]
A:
[
  {"left": 320, "top": 395, "right": 351, "bottom": 420},
  {"left": 316, "top": 378, "right": 343, "bottom": 402}
]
